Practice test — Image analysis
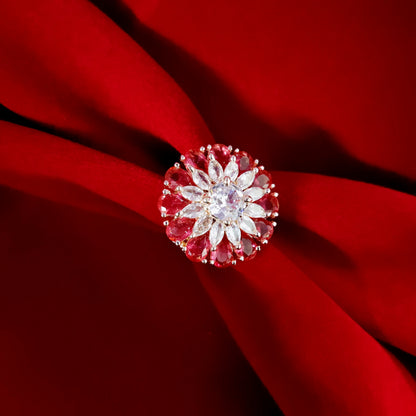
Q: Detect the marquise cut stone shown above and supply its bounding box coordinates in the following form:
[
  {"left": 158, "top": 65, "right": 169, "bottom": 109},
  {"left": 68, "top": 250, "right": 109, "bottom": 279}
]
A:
[
  {"left": 244, "top": 203, "right": 267, "bottom": 218},
  {"left": 236, "top": 170, "right": 256, "bottom": 190},
  {"left": 179, "top": 203, "right": 205, "bottom": 218},
  {"left": 180, "top": 186, "right": 205, "bottom": 202}
]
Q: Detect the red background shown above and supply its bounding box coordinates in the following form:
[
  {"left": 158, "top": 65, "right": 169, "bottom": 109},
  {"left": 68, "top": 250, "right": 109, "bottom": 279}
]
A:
[{"left": 0, "top": 0, "right": 415, "bottom": 415}]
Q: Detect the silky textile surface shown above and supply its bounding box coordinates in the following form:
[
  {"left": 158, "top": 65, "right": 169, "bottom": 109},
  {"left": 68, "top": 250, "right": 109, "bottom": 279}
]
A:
[{"left": 0, "top": 0, "right": 415, "bottom": 415}]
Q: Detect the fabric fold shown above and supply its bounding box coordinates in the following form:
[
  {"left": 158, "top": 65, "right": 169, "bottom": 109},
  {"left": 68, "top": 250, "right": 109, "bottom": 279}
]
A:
[
  {"left": 0, "top": 0, "right": 212, "bottom": 161},
  {"left": 197, "top": 246, "right": 416, "bottom": 415},
  {"left": 0, "top": 0, "right": 415, "bottom": 415},
  {"left": 274, "top": 171, "right": 416, "bottom": 356},
  {"left": 0, "top": 121, "right": 162, "bottom": 225}
]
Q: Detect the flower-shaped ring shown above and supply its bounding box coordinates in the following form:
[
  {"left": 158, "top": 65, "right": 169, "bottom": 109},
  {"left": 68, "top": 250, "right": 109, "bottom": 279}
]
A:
[{"left": 158, "top": 144, "right": 279, "bottom": 267}]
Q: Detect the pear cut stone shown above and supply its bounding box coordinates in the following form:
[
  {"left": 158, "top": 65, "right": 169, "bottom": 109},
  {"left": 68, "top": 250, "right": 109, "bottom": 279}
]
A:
[{"left": 209, "top": 183, "right": 245, "bottom": 222}]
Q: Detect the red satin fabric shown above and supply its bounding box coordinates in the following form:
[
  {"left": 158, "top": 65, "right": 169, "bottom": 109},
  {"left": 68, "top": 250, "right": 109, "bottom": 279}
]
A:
[{"left": 0, "top": 0, "right": 415, "bottom": 415}]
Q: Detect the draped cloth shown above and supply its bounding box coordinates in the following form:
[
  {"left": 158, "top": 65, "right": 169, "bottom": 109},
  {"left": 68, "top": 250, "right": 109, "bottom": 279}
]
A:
[{"left": 0, "top": 0, "right": 415, "bottom": 415}]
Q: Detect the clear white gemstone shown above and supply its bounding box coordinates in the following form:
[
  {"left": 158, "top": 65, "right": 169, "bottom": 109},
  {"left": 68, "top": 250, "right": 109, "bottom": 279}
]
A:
[
  {"left": 226, "top": 223, "right": 241, "bottom": 246},
  {"left": 191, "top": 169, "right": 211, "bottom": 190},
  {"left": 243, "top": 187, "right": 265, "bottom": 202},
  {"left": 208, "top": 159, "right": 223, "bottom": 182},
  {"left": 239, "top": 215, "right": 258, "bottom": 235},
  {"left": 192, "top": 215, "right": 213, "bottom": 237},
  {"left": 179, "top": 203, "right": 206, "bottom": 218},
  {"left": 209, "top": 183, "right": 245, "bottom": 221},
  {"left": 244, "top": 203, "right": 267, "bottom": 218},
  {"left": 180, "top": 186, "right": 205, "bottom": 201},
  {"left": 224, "top": 160, "right": 239, "bottom": 181},
  {"left": 236, "top": 170, "right": 256, "bottom": 190},
  {"left": 209, "top": 221, "right": 224, "bottom": 247}
]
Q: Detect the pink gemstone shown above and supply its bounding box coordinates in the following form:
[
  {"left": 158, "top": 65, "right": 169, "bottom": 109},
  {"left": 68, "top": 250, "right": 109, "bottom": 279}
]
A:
[
  {"left": 257, "top": 194, "right": 279, "bottom": 214},
  {"left": 210, "top": 240, "right": 234, "bottom": 267},
  {"left": 158, "top": 193, "right": 188, "bottom": 216},
  {"left": 254, "top": 219, "right": 274, "bottom": 241},
  {"left": 166, "top": 217, "right": 195, "bottom": 241},
  {"left": 210, "top": 144, "right": 231, "bottom": 167},
  {"left": 184, "top": 149, "right": 208, "bottom": 171},
  {"left": 253, "top": 171, "right": 272, "bottom": 189},
  {"left": 165, "top": 166, "right": 192, "bottom": 190},
  {"left": 235, "top": 235, "right": 257, "bottom": 261},
  {"left": 235, "top": 151, "right": 254, "bottom": 173},
  {"left": 186, "top": 234, "right": 211, "bottom": 262}
]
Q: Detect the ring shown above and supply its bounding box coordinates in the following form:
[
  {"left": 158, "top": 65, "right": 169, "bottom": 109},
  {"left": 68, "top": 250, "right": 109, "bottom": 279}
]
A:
[{"left": 158, "top": 144, "right": 279, "bottom": 267}]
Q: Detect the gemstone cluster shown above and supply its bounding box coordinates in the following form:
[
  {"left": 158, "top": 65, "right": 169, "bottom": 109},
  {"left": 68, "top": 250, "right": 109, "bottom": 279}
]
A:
[{"left": 158, "top": 144, "right": 279, "bottom": 267}]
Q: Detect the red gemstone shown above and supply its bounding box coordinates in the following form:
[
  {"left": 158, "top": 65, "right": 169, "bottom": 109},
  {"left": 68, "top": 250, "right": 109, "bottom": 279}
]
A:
[
  {"left": 209, "top": 240, "right": 234, "bottom": 267},
  {"left": 166, "top": 217, "right": 195, "bottom": 241},
  {"left": 254, "top": 219, "right": 274, "bottom": 241},
  {"left": 257, "top": 194, "right": 279, "bottom": 214},
  {"left": 253, "top": 171, "right": 272, "bottom": 189},
  {"left": 165, "top": 166, "right": 192, "bottom": 190},
  {"left": 184, "top": 149, "right": 208, "bottom": 171},
  {"left": 235, "top": 235, "right": 257, "bottom": 261},
  {"left": 210, "top": 144, "right": 231, "bottom": 167},
  {"left": 158, "top": 193, "right": 188, "bottom": 216},
  {"left": 235, "top": 151, "right": 254, "bottom": 173},
  {"left": 186, "top": 234, "right": 211, "bottom": 262}
]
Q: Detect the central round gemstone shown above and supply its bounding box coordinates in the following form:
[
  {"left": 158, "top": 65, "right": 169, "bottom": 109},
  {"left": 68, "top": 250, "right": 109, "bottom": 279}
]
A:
[{"left": 209, "top": 183, "right": 245, "bottom": 221}]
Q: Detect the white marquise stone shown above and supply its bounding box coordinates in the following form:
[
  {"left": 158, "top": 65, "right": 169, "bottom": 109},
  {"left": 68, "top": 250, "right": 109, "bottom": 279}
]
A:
[
  {"left": 208, "top": 159, "right": 223, "bottom": 182},
  {"left": 226, "top": 223, "right": 241, "bottom": 246},
  {"left": 236, "top": 170, "right": 256, "bottom": 190},
  {"left": 179, "top": 203, "right": 206, "bottom": 218},
  {"left": 239, "top": 215, "right": 258, "bottom": 235},
  {"left": 192, "top": 215, "right": 213, "bottom": 237},
  {"left": 180, "top": 186, "right": 205, "bottom": 202},
  {"left": 243, "top": 187, "right": 265, "bottom": 202},
  {"left": 192, "top": 169, "right": 211, "bottom": 190},
  {"left": 224, "top": 160, "right": 239, "bottom": 181},
  {"left": 244, "top": 203, "right": 267, "bottom": 218},
  {"left": 209, "top": 221, "right": 225, "bottom": 248}
]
